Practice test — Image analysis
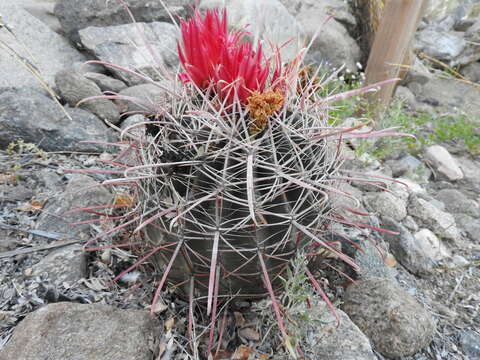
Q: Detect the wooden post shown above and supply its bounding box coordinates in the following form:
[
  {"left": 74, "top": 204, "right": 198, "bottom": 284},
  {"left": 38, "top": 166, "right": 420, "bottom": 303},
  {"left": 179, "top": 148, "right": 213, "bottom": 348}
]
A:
[{"left": 362, "top": 0, "right": 426, "bottom": 122}]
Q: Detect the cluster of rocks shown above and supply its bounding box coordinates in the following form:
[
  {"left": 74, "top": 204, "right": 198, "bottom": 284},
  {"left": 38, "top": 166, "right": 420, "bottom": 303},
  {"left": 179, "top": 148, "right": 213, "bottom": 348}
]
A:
[{"left": 0, "top": 0, "right": 480, "bottom": 359}]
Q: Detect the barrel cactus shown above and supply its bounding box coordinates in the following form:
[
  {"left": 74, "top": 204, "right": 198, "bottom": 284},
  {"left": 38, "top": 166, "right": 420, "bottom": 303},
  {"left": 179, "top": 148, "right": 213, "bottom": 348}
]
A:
[{"left": 78, "top": 7, "right": 403, "bottom": 356}]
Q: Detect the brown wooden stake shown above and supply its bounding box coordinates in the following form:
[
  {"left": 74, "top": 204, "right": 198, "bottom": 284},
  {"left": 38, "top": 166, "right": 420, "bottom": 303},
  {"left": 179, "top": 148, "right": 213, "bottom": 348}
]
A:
[{"left": 362, "top": 0, "right": 427, "bottom": 123}]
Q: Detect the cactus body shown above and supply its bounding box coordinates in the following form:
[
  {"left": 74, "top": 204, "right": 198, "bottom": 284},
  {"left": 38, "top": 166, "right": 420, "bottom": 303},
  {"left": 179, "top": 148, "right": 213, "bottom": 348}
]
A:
[{"left": 139, "top": 111, "right": 340, "bottom": 298}]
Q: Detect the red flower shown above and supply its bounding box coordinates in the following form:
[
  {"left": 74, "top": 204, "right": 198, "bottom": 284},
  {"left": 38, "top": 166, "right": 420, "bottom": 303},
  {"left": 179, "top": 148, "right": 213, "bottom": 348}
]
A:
[{"left": 178, "top": 9, "right": 281, "bottom": 106}]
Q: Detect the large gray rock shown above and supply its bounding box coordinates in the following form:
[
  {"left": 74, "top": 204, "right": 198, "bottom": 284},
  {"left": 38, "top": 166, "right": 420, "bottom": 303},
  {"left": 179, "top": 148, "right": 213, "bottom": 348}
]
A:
[
  {"left": 200, "top": 0, "right": 303, "bottom": 63},
  {"left": 0, "top": 302, "right": 161, "bottom": 360},
  {"left": 54, "top": 0, "right": 189, "bottom": 43},
  {"left": 79, "top": 22, "right": 179, "bottom": 86},
  {"left": 343, "top": 277, "right": 436, "bottom": 358},
  {"left": 55, "top": 70, "right": 121, "bottom": 124},
  {"left": 6, "top": 0, "right": 61, "bottom": 33},
  {"left": 36, "top": 174, "right": 113, "bottom": 240},
  {"left": 382, "top": 217, "right": 438, "bottom": 277},
  {"left": 406, "top": 76, "right": 480, "bottom": 116},
  {"left": 279, "top": 0, "right": 361, "bottom": 72},
  {"left": 0, "top": 4, "right": 85, "bottom": 91},
  {"left": 0, "top": 87, "right": 115, "bottom": 152}
]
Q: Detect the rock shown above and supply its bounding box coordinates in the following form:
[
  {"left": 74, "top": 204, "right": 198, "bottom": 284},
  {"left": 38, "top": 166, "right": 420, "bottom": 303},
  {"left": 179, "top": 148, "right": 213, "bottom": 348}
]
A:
[
  {"left": 460, "top": 330, "right": 480, "bottom": 359},
  {"left": 84, "top": 72, "right": 127, "bottom": 93},
  {"left": 79, "top": 22, "right": 178, "bottom": 86},
  {"left": 435, "top": 189, "right": 480, "bottom": 218},
  {"left": 117, "top": 83, "right": 171, "bottom": 114},
  {"left": 407, "top": 77, "right": 480, "bottom": 116},
  {"left": 0, "top": 302, "right": 161, "bottom": 360},
  {"left": 121, "top": 115, "right": 147, "bottom": 138},
  {"left": 36, "top": 174, "right": 113, "bottom": 240},
  {"left": 72, "top": 61, "right": 106, "bottom": 75},
  {"left": 408, "top": 196, "right": 461, "bottom": 242},
  {"left": 0, "top": 87, "right": 115, "bottom": 152},
  {"left": 461, "top": 62, "right": 480, "bottom": 83},
  {"left": 394, "top": 86, "right": 419, "bottom": 110},
  {"left": 343, "top": 277, "right": 436, "bottom": 358},
  {"left": 456, "top": 215, "right": 480, "bottom": 242},
  {"left": 457, "top": 156, "right": 480, "bottom": 193},
  {"left": 0, "top": 4, "right": 85, "bottom": 92},
  {"left": 30, "top": 245, "right": 86, "bottom": 284},
  {"left": 354, "top": 236, "right": 397, "bottom": 280},
  {"left": 330, "top": 182, "right": 368, "bottom": 225},
  {"left": 392, "top": 177, "right": 427, "bottom": 197},
  {"left": 381, "top": 217, "right": 437, "bottom": 277},
  {"left": 414, "top": 229, "right": 451, "bottom": 262},
  {"left": 0, "top": 185, "right": 34, "bottom": 203},
  {"left": 386, "top": 154, "right": 431, "bottom": 183},
  {"left": 55, "top": 70, "right": 120, "bottom": 124},
  {"left": 54, "top": 0, "right": 189, "bottom": 43},
  {"left": 295, "top": 299, "right": 376, "bottom": 360},
  {"left": 424, "top": 145, "right": 464, "bottom": 181},
  {"left": 10, "top": 0, "right": 61, "bottom": 33},
  {"left": 364, "top": 191, "right": 407, "bottom": 222},
  {"left": 282, "top": 0, "right": 361, "bottom": 72},
  {"left": 0, "top": 229, "right": 19, "bottom": 252},
  {"left": 200, "top": 0, "right": 303, "bottom": 63},
  {"left": 415, "top": 30, "right": 466, "bottom": 63}
]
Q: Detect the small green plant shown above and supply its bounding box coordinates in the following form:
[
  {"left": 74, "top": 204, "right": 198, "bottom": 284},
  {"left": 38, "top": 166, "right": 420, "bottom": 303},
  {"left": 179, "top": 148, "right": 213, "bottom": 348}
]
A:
[{"left": 6, "top": 140, "right": 47, "bottom": 159}]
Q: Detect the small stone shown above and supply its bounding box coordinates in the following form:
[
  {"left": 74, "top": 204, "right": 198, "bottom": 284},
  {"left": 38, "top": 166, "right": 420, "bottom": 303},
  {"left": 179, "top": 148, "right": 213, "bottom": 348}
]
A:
[
  {"left": 0, "top": 302, "right": 162, "bottom": 360},
  {"left": 291, "top": 298, "right": 376, "bottom": 360},
  {"left": 117, "top": 83, "right": 171, "bottom": 114},
  {"left": 435, "top": 189, "right": 480, "bottom": 218},
  {"left": 460, "top": 330, "right": 480, "bottom": 359},
  {"left": 120, "top": 115, "right": 147, "bottom": 138},
  {"left": 343, "top": 277, "right": 436, "bottom": 358},
  {"left": 424, "top": 145, "right": 464, "bottom": 181},
  {"left": 84, "top": 72, "right": 127, "bottom": 93},
  {"left": 36, "top": 174, "right": 113, "bottom": 240},
  {"left": 364, "top": 191, "right": 407, "bottom": 222},
  {"left": 31, "top": 245, "right": 86, "bottom": 284},
  {"left": 415, "top": 30, "right": 466, "bottom": 63},
  {"left": 462, "top": 62, "right": 480, "bottom": 83},
  {"left": 408, "top": 196, "right": 461, "bottom": 242},
  {"left": 55, "top": 70, "right": 120, "bottom": 124},
  {"left": 0, "top": 185, "right": 34, "bottom": 202},
  {"left": 387, "top": 154, "right": 431, "bottom": 183},
  {"left": 382, "top": 217, "right": 437, "bottom": 277},
  {"left": 414, "top": 229, "right": 450, "bottom": 262},
  {"left": 403, "top": 215, "right": 419, "bottom": 232}
]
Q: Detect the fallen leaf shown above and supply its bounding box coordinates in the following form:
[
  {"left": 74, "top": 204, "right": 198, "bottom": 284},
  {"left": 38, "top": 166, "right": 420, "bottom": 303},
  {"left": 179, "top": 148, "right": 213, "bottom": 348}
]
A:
[
  {"left": 164, "top": 318, "right": 175, "bottom": 331},
  {"left": 239, "top": 327, "right": 260, "bottom": 342},
  {"left": 16, "top": 200, "right": 43, "bottom": 212},
  {"left": 114, "top": 194, "right": 134, "bottom": 207},
  {"left": 232, "top": 345, "right": 253, "bottom": 360}
]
